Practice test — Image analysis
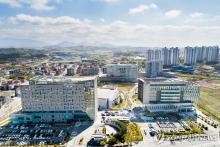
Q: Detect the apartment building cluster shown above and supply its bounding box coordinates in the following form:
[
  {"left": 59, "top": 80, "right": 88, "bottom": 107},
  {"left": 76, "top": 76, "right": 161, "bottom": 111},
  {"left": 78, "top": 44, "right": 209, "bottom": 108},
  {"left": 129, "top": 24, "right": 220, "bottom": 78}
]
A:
[
  {"left": 145, "top": 49, "right": 163, "bottom": 78},
  {"left": 145, "top": 47, "right": 180, "bottom": 77},
  {"left": 162, "top": 47, "right": 179, "bottom": 66},
  {"left": 184, "top": 46, "right": 219, "bottom": 65}
]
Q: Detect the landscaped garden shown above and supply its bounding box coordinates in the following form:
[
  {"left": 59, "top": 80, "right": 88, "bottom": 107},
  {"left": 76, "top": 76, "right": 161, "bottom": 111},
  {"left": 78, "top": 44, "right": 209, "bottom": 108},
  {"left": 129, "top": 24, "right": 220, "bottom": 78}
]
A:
[{"left": 106, "top": 121, "right": 143, "bottom": 146}]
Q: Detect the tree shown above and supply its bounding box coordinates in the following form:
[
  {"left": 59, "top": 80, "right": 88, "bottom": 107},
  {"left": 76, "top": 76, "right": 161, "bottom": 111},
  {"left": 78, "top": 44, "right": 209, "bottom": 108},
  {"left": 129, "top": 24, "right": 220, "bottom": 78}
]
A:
[
  {"left": 100, "top": 140, "right": 106, "bottom": 146},
  {"left": 108, "top": 136, "right": 117, "bottom": 145}
]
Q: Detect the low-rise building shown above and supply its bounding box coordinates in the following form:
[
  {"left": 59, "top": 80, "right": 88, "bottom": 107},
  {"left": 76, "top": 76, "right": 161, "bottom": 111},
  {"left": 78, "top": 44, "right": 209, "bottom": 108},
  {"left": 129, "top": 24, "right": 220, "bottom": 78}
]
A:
[
  {"left": 97, "top": 88, "right": 119, "bottom": 110},
  {"left": 80, "top": 66, "right": 99, "bottom": 76}
]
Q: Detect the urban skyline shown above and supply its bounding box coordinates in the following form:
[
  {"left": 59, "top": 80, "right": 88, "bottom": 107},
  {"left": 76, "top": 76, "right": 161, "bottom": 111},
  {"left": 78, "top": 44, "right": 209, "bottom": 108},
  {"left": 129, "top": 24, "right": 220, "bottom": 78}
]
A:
[{"left": 0, "top": 1, "right": 220, "bottom": 147}]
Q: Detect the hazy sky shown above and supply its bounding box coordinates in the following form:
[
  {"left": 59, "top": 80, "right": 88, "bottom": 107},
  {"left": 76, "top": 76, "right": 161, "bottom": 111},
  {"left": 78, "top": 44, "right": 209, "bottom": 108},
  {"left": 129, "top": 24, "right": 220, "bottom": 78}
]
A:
[{"left": 0, "top": 0, "right": 220, "bottom": 47}]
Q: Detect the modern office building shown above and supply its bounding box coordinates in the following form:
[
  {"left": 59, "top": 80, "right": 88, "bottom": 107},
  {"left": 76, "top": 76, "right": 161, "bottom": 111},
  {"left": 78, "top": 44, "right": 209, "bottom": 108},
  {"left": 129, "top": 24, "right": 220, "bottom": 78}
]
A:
[
  {"left": 138, "top": 78, "right": 200, "bottom": 112},
  {"left": 145, "top": 49, "right": 163, "bottom": 77},
  {"left": 11, "top": 76, "right": 97, "bottom": 124},
  {"left": 105, "top": 64, "right": 138, "bottom": 82},
  {"left": 184, "top": 46, "right": 219, "bottom": 65},
  {"left": 162, "top": 47, "right": 179, "bottom": 66}
]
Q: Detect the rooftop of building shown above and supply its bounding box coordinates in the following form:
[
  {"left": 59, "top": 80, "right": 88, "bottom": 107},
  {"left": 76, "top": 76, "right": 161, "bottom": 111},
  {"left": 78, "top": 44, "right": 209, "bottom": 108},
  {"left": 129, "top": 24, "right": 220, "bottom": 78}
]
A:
[
  {"left": 97, "top": 88, "right": 118, "bottom": 100},
  {"left": 106, "top": 63, "right": 137, "bottom": 67},
  {"left": 29, "top": 76, "right": 97, "bottom": 85},
  {"left": 140, "top": 77, "right": 200, "bottom": 86},
  {"left": 140, "top": 77, "right": 186, "bottom": 84}
]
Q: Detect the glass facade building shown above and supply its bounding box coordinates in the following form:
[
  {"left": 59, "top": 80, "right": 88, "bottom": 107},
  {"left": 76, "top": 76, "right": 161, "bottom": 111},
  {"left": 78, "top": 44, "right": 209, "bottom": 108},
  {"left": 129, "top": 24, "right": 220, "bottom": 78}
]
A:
[{"left": 138, "top": 78, "right": 200, "bottom": 112}]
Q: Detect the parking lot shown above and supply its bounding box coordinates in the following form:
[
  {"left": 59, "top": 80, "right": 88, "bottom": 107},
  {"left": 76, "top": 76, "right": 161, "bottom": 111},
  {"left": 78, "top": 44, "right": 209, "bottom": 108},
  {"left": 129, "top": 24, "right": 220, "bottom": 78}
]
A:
[
  {"left": 0, "top": 123, "right": 74, "bottom": 146},
  {"left": 100, "top": 110, "right": 130, "bottom": 123}
]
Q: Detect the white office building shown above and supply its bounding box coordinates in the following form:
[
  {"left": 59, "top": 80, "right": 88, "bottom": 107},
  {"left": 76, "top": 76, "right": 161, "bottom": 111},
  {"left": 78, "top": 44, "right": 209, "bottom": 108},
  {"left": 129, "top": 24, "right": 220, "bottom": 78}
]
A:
[
  {"left": 11, "top": 76, "right": 97, "bottom": 124},
  {"left": 106, "top": 64, "right": 138, "bottom": 82},
  {"left": 138, "top": 78, "right": 200, "bottom": 112}
]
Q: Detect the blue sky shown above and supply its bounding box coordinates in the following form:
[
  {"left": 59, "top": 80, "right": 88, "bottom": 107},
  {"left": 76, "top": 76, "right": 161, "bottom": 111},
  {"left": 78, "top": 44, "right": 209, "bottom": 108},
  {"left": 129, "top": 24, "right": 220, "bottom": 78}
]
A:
[{"left": 0, "top": 0, "right": 219, "bottom": 47}]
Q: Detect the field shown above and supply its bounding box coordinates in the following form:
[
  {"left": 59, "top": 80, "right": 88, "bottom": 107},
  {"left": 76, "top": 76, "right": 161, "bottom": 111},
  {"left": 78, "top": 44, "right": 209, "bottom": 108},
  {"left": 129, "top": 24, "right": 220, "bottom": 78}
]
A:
[
  {"left": 177, "top": 73, "right": 220, "bottom": 122},
  {"left": 196, "top": 87, "right": 220, "bottom": 122},
  {"left": 177, "top": 73, "right": 220, "bottom": 82},
  {"left": 116, "top": 83, "right": 136, "bottom": 92}
]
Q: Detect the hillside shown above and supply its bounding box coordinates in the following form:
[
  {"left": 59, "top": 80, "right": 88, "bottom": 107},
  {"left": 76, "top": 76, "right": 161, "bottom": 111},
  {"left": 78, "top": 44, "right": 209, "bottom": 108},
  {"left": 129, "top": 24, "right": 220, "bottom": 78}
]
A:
[{"left": 0, "top": 48, "right": 48, "bottom": 63}]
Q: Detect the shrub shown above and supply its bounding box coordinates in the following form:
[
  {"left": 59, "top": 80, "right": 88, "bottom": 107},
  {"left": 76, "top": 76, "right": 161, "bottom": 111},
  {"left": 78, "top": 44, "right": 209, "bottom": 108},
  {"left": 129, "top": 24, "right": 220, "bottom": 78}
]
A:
[
  {"left": 108, "top": 136, "right": 117, "bottom": 145},
  {"left": 100, "top": 140, "right": 106, "bottom": 146}
]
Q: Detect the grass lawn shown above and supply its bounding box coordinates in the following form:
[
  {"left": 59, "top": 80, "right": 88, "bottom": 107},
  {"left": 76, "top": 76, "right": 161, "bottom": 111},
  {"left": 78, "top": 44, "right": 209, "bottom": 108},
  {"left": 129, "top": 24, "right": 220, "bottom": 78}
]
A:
[
  {"left": 132, "top": 94, "right": 142, "bottom": 105},
  {"left": 176, "top": 73, "right": 220, "bottom": 122},
  {"left": 4, "top": 74, "right": 35, "bottom": 80},
  {"left": 112, "top": 100, "right": 127, "bottom": 109},
  {"left": 177, "top": 73, "right": 220, "bottom": 83},
  {"left": 196, "top": 87, "right": 220, "bottom": 122}
]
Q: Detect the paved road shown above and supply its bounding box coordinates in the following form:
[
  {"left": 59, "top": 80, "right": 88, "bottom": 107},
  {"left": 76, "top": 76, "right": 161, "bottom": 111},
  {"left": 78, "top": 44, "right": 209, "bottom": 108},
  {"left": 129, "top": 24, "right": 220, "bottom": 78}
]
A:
[
  {"left": 0, "top": 97, "right": 21, "bottom": 126},
  {"left": 66, "top": 112, "right": 103, "bottom": 147}
]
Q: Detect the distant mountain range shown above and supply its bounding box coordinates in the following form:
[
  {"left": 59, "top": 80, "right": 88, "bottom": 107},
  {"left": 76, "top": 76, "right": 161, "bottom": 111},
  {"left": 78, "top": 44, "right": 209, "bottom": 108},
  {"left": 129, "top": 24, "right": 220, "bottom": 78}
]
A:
[
  {"left": 0, "top": 38, "right": 118, "bottom": 49},
  {"left": 0, "top": 37, "right": 49, "bottom": 48},
  {"left": 0, "top": 38, "right": 160, "bottom": 51}
]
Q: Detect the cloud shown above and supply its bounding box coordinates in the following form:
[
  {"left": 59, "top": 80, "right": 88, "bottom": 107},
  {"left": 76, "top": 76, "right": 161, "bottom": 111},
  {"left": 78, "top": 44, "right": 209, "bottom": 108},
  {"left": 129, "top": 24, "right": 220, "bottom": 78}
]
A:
[
  {"left": 129, "top": 3, "right": 158, "bottom": 14},
  {"left": 190, "top": 12, "right": 203, "bottom": 18},
  {"left": 165, "top": 9, "right": 182, "bottom": 18},
  {"left": 8, "top": 14, "right": 81, "bottom": 25},
  {"left": 55, "top": 0, "right": 64, "bottom": 4},
  {"left": 0, "top": 0, "right": 21, "bottom": 7},
  {"left": 101, "top": 0, "right": 120, "bottom": 3},
  {"left": 1, "top": 14, "right": 220, "bottom": 47},
  {"left": 0, "top": 0, "right": 57, "bottom": 11},
  {"left": 27, "top": 0, "right": 54, "bottom": 11},
  {"left": 100, "top": 18, "right": 105, "bottom": 23}
]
